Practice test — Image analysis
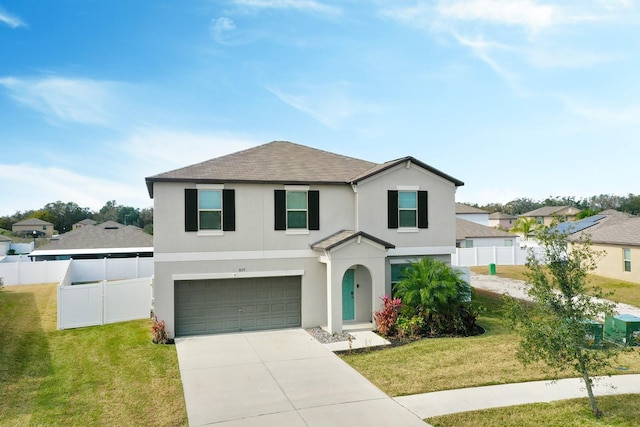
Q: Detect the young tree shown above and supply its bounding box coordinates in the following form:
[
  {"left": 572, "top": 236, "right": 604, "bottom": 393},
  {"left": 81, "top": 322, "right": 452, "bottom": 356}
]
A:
[{"left": 505, "top": 226, "right": 619, "bottom": 418}]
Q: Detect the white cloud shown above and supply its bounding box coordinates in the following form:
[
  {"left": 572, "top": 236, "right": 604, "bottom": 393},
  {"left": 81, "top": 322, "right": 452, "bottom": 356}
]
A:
[
  {"left": 119, "top": 127, "right": 261, "bottom": 177},
  {"left": 437, "top": 0, "right": 558, "bottom": 33},
  {"left": 233, "top": 0, "right": 341, "bottom": 15},
  {"left": 210, "top": 17, "right": 238, "bottom": 45},
  {"left": 0, "top": 164, "right": 148, "bottom": 216},
  {"left": 0, "top": 8, "right": 25, "bottom": 28},
  {"left": 0, "top": 76, "right": 121, "bottom": 126},
  {"left": 266, "top": 83, "right": 381, "bottom": 128},
  {"left": 563, "top": 98, "right": 640, "bottom": 125}
]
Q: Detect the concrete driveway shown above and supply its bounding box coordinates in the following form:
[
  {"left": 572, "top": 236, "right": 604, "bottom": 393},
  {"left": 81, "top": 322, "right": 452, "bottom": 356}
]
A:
[{"left": 175, "top": 328, "right": 426, "bottom": 426}]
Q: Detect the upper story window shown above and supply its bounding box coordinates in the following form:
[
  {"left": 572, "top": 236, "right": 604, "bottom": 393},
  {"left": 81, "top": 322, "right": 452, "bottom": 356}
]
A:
[
  {"left": 398, "top": 191, "right": 417, "bottom": 228},
  {"left": 286, "top": 191, "right": 308, "bottom": 229},
  {"left": 536, "top": 216, "right": 544, "bottom": 224},
  {"left": 624, "top": 248, "right": 631, "bottom": 272},
  {"left": 275, "top": 188, "right": 320, "bottom": 232},
  {"left": 184, "top": 187, "right": 235, "bottom": 234},
  {"left": 387, "top": 189, "right": 428, "bottom": 230},
  {"left": 199, "top": 190, "right": 222, "bottom": 230}
]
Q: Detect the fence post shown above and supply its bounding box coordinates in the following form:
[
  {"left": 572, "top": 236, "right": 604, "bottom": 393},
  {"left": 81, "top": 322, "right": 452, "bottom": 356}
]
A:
[
  {"left": 57, "top": 284, "right": 63, "bottom": 330},
  {"left": 102, "top": 280, "right": 107, "bottom": 325},
  {"left": 473, "top": 247, "right": 478, "bottom": 266}
]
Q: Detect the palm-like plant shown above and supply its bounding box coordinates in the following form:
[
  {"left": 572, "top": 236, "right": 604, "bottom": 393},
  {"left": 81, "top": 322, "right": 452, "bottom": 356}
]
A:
[
  {"left": 394, "top": 257, "right": 472, "bottom": 321},
  {"left": 511, "top": 217, "right": 540, "bottom": 240}
]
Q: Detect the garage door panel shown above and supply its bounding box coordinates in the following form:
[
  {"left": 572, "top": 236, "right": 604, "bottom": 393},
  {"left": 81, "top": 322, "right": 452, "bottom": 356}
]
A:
[{"left": 175, "top": 276, "right": 301, "bottom": 336}]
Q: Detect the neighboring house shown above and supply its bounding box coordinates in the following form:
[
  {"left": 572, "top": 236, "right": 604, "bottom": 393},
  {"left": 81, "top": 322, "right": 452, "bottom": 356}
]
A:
[
  {"left": 520, "top": 206, "right": 581, "bottom": 226},
  {"left": 145, "top": 141, "right": 464, "bottom": 337},
  {"left": 488, "top": 212, "right": 518, "bottom": 230},
  {"left": 30, "top": 221, "right": 153, "bottom": 261},
  {"left": 12, "top": 218, "right": 55, "bottom": 238},
  {"left": 456, "top": 218, "right": 517, "bottom": 248},
  {"left": 0, "top": 235, "right": 11, "bottom": 256},
  {"left": 73, "top": 218, "right": 98, "bottom": 230},
  {"left": 455, "top": 203, "right": 489, "bottom": 226},
  {"left": 587, "top": 218, "right": 640, "bottom": 283},
  {"left": 561, "top": 210, "right": 639, "bottom": 283}
]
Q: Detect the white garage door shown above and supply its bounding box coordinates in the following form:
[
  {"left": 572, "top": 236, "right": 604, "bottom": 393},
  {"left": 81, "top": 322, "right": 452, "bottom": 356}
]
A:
[{"left": 174, "top": 276, "right": 301, "bottom": 336}]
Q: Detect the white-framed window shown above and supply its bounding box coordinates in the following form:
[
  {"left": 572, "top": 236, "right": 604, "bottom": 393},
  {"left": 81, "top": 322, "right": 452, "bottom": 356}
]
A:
[
  {"left": 624, "top": 248, "right": 631, "bottom": 272},
  {"left": 398, "top": 191, "right": 417, "bottom": 228},
  {"left": 465, "top": 240, "right": 474, "bottom": 248},
  {"left": 199, "top": 189, "right": 222, "bottom": 230},
  {"left": 536, "top": 216, "right": 544, "bottom": 225},
  {"left": 286, "top": 190, "right": 308, "bottom": 229}
]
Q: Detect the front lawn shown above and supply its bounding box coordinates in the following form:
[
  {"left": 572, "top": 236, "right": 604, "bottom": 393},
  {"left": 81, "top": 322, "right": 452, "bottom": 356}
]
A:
[
  {"left": 427, "top": 394, "right": 640, "bottom": 427},
  {"left": 341, "top": 289, "right": 640, "bottom": 396},
  {"left": 470, "top": 266, "right": 640, "bottom": 307},
  {"left": 0, "top": 283, "right": 187, "bottom": 426}
]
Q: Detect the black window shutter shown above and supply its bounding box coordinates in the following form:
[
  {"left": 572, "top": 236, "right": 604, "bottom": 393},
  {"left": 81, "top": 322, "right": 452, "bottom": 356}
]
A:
[
  {"left": 274, "top": 190, "right": 286, "bottom": 230},
  {"left": 184, "top": 189, "right": 198, "bottom": 232},
  {"left": 387, "top": 190, "right": 398, "bottom": 229},
  {"left": 418, "top": 190, "right": 429, "bottom": 229},
  {"left": 222, "top": 189, "right": 235, "bottom": 231},
  {"left": 308, "top": 190, "right": 320, "bottom": 230}
]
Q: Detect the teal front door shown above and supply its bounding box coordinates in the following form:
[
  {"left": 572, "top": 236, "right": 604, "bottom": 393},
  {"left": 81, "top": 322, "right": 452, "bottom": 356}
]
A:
[{"left": 342, "top": 269, "right": 355, "bottom": 321}]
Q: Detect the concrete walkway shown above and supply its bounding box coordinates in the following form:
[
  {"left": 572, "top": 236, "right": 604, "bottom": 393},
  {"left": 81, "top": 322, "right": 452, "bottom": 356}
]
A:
[
  {"left": 175, "top": 329, "right": 425, "bottom": 426},
  {"left": 394, "top": 374, "right": 640, "bottom": 419},
  {"left": 471, "top": 272, "right": 640, "bottom": 318}
]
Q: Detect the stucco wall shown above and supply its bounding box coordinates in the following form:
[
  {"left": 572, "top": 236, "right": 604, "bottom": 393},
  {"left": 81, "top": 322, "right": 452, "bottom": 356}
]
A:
[
  {"left": 153, "top": 182, "right": 356, "bottom": 254},
  {"left": 356, "top": 161, "right": 457, "bottom": 252},
  {"left": 591, "top": 243, "right": 639, "bottom": 284}
]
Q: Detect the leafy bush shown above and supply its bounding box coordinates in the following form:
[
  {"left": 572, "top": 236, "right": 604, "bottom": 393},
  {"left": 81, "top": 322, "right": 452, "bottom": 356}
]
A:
[
  {"left": 373, "top": 295, "right": 402, "bottom": 336},
  {"left": 396, "top": 314, "right": 424, "bottom": 339}
]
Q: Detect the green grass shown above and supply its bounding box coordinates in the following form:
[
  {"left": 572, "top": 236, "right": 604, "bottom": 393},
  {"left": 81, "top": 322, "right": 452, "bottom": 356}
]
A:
[
  {"left": 341, "top": 289, "right": 640, "bottom": 396},
  {"left": 0, "top": 284, "right": 187, "bottom": 426},
  {"left": 427, "top": 394, "right": 640, "bottom": 427},
  {"left": 470, "top": 265, "right": 640, "bottom": 307}
]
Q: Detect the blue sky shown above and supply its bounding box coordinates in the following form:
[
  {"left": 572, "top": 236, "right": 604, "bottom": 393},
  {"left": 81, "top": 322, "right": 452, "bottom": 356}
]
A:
[{"left": 1, "top": 0, "right": 638, "bottom": 216}]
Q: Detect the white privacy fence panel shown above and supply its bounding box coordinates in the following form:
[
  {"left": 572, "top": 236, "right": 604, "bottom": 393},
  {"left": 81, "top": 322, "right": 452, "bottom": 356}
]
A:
[
  {"left": 0, "top": 259, "right": 70, "bottom": 285},
  {"left": 58, "top": 277, "right": 153, "bottom": 330},
  {"left": 452, "top": 246, "right": 544, "bottom": 267},
  {"left": 1, "top": 257, "right": 153, "bottom": 285}
]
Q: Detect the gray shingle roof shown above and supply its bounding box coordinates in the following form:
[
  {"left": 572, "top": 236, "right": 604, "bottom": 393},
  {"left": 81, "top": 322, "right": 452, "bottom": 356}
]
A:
[
  {"left": 13, "top": 218, "right": 54, "bottom": 226},
  {"left": 145, "top": 141, "right": 464, "bottom": 197},
  {"left": 36, "top": 221, "right": 152, "bottom": 250},
  {"left": 456, "top": 203, "right": 488, "bottom": 214},
  {"left": 456, "top": 218, "right": 515, "bottom": 240},
  {"left": 311, "top": 230, "right": 395, "bottom": 251},
  {"left": 521, "top": 206, "right": 580, "bottom": 217},
  {"left": 587, "top": 218, "right": 640, "bottom": 246},
  {"left": 489, "top": 212, "right": 517, "bottom": 220}
]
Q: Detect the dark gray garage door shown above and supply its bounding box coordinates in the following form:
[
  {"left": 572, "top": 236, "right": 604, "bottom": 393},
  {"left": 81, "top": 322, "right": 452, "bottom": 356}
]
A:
[{"left": 174, "top": 276, "right": 301, "bottom": 336}]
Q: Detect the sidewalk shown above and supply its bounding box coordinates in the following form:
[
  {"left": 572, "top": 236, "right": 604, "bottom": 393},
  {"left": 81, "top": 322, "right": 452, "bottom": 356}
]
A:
[{"left": 394, "top": 374, "right": 640, "bottom": 419}]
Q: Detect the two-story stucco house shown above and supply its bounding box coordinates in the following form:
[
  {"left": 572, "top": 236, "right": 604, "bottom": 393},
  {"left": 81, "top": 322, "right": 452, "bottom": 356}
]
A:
[{"left": 145, "top": 141, "right": 463, "bottom": 337}]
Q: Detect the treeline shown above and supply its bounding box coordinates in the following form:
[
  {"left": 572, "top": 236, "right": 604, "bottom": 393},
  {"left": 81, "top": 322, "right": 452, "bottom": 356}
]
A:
[
  {"left": 468, "top": 193, "right": 640, "bottom": 217},
  {"left": 0, "top": 200, "right": 153, "bottom": 235}
]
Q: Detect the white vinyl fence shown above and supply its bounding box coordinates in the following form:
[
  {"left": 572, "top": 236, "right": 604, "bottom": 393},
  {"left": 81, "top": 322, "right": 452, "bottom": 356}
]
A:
[
  {"left": 451, "top": 246, "right": 544, "bottom": 267},
  {"left": 57, "top": 277, "right": 153, "bottom": 330},
  {"left": 0, "top": 256, "right": 153, "bottom": 285}
]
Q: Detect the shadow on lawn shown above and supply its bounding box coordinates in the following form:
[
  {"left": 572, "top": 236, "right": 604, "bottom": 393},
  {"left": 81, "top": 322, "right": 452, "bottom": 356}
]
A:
[{"left": 0, "top": 289, "right": 53, "bottom": 420}]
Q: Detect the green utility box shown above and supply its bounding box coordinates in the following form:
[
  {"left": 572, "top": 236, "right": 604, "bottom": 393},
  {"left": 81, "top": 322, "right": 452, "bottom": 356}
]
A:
[
  {"left": 604, "top": 314, "right": 640, "bottom": 346},
  {"left": 583, "top": 320, "right": 603, "bottom": 349},
  {"left": 489, "top": 263, "right": 496, "bottom": 275}
]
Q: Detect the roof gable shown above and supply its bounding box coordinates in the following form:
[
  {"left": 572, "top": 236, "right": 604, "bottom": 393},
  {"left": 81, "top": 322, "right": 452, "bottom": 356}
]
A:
[
  {"left": 13, "top": 218, "right": 54, "bottom": 226},
  {"left": 36, "top": 221, "right": 151, "bottom": 251}
]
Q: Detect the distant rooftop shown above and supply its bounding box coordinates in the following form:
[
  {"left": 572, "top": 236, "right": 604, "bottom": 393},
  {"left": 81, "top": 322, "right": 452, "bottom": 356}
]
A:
[
  {"left": 456, "top": 218, "right": 514, "bottom": 240},
  {"left": 455, "top": 203, "right": 488, "bottom": 215}
]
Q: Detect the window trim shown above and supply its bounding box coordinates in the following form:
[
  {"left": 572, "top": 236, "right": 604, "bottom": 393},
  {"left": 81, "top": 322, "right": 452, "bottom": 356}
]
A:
[
  {"left": 185, "top": 186, "right": 235, "bottom": 235},
  {"left": 623, "top": 248, "right": 631, "bottom": 272},
  {"left": 275, "top": 187, "right": 320, "bottom": 233},
  {"left": 388, "top": 188, "right": 428, "bottom": 230}
]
